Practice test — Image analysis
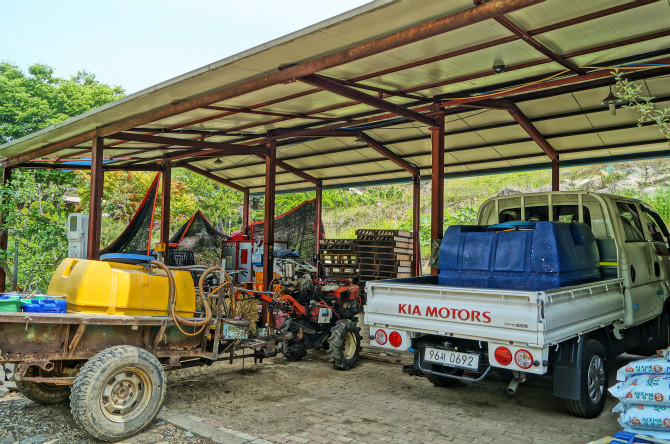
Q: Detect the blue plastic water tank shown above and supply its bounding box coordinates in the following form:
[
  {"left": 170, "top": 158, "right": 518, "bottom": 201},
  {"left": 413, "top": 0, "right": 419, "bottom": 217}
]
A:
[
  {"left": 438, "top": 221, "right": 601, "bottom": 291},
  {"left": 21, "top": 298, "right": 67, "bottom": 313}
]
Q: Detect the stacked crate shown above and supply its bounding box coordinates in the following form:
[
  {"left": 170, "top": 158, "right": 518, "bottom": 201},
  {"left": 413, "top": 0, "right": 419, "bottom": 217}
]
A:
[
  {"left": 356, "top": 229, "right": 414, "bottom": 290},
  {"left": 319, "top": 239, "right": 358, "bottom": 283}
]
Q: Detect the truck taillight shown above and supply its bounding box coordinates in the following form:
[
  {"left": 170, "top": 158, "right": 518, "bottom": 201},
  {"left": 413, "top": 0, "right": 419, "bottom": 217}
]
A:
[
  {"left": 494, "top": 347, "right": 512, "bottom": 366},
  {"left": 374, "top": 329, "right": 387, "bottom": 345},
  {"left": 389, "top": 331, "right": 402, "bottom": 348},
  {"left": 515, "top": 349, "right": 533, "bottom": 369}
]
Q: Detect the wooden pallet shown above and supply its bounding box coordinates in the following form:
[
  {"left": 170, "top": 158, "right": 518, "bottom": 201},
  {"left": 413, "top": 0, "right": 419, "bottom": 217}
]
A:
[
  {"left": 356, "top": 229, "right": 412, "bottom": 238},
  {"left": 321, "top": 253, "right": 357, "bottom": 266}
]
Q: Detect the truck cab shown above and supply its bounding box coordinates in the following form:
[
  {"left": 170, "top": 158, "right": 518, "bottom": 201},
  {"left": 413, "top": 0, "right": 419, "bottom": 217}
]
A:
[{"left": 478, "top": 192, "right": 670, "bottom": 329}]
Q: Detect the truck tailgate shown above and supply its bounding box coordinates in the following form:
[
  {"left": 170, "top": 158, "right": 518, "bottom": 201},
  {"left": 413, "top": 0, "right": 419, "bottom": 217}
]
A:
[{"left": 364, "top": 276, "right": 624, "bottom": 346}]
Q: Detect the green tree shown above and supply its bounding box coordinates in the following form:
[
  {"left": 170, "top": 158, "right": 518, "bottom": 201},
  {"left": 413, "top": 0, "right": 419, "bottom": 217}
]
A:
[
  {"left": 0, "top": 62, "right": 124, "bottom": 291},
  {"left": 0, "top": 62, "right": 124, "bottom": 143}
]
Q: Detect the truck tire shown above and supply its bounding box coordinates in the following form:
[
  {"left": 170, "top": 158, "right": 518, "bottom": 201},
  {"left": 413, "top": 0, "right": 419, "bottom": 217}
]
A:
[
  {"left": 426, "top": 367, "right": 464, "bottom": 387},
  {"left": 70, "top": 346, "right": 166, "bottom": 442},
  {"left": 16, "top": 367, "right": 71, "bottom": 405},
  {"left": 632, "top": 311, "right": 670, "bottom": 356},
  {"left": 566, "top": 339, "right": 607, "bottom": 418},
  {"left": 327, "top": 319, "right": 362, "bottom": 370}
]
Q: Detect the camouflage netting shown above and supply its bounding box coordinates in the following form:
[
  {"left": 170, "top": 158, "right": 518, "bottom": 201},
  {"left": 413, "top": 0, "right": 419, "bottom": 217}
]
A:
[
  {"left": 169, "top": 211, "right": 228, "bottom": 267},
  {"left": 101, "top": 174, "right": 160, "bottom": 256},
  {"left": 250, "top": 199, "right": 324, "bottom": 262}
]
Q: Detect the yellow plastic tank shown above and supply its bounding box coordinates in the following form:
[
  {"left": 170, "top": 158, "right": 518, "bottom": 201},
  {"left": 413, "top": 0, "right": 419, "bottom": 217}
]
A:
[{"left": 47, "top": 259, "right": 195, "bottom": 316}]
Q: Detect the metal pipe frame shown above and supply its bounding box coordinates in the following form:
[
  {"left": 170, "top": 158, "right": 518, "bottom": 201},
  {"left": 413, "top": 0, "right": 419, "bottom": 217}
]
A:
[
  {"left": 87, "top": 137, "right": 104, "bottom": 260},
  {"left": 160, "top": 163, "right": 171, "bottom": 250},
  {"left": 262, "top": 140, "right": 277, "bottom": 315},
  {"left": 315, "top": 183, "right": 323, "bottom": 277},
  {"left": 430, "top": 112, "right": 445, "bottom": 275},
  {"left": 412, "top": 174, "right": 421, "bottom": 277}
]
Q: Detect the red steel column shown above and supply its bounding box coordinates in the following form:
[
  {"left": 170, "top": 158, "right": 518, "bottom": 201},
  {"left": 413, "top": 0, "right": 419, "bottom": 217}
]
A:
[
  {"left": 315, "top": 182, "right": 323, "bottom": 276},
  {"left": 87, "top": 136, "right": 104, "bottom": 260},
  {"left": 262, "top": 140, "right": 276, "bottom": 326},
  {"left": 552, "top": 158, "right": 560, "bottom": 191},
  {"left": 160, "top": 163, "right": 171, "bottom": 253},
  {"left": 412, "top": 174, "right": 421, "bottom": 277},
  {"left": 430, "top": 113, "right": 445, "bottom": 275},
  {"left": 0, "top": 167, "right": 12, "bottom": 292},
  {"left": 242, "top": 190, "right": 250, "bottom": 235}
]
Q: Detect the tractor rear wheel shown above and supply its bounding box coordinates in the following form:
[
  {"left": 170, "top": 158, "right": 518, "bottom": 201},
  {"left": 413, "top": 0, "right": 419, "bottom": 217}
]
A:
[{"left": 327, "top": 319, "right": 362, "bottom": 370}]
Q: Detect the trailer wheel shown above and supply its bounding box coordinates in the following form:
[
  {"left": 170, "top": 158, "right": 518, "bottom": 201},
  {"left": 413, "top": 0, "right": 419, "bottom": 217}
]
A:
[
  {"left": 566, "top": 339, "right": 608, "bottom": 418},
  {"left": 327, "top": 319, "right": 361, "bottom": 370},
  {"left": 16, "top": 367, "right": 71, "bottom": 405},
  {"left": 426, "top": 367, "right": 464, "bottom": 387},
  {"left": 70, "top": 346, "right": 166, "bottom": 442}
]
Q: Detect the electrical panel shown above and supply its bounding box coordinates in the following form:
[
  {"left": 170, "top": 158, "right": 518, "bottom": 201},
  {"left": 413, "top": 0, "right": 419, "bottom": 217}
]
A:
[{"left": 67, "top": 213, "right": 89, "bottom": 259}]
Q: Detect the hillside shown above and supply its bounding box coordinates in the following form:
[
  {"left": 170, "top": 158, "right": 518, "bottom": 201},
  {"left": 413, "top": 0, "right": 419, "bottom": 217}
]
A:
[{"left": 321, "top": 159, "right": 670, "bottom": 260}]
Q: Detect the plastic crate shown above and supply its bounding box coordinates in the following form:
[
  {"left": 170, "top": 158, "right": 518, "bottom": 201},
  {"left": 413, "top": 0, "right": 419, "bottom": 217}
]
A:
[
  {"left": 168, "top": 249, "right": 195, "bottom": 267},
  {"left": 21, "top": 298, "right": 67, "bottom": 313}
]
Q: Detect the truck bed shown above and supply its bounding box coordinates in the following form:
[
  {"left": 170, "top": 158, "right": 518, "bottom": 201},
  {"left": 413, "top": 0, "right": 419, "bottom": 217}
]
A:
[{"left": 364, "top": 276, "right": 625, "bottom": 347}]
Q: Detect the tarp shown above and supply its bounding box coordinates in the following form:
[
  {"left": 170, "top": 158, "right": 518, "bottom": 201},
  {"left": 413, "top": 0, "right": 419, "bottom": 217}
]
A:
[{"left": 100, "top": 173, "right": 160, "bottom": 256}]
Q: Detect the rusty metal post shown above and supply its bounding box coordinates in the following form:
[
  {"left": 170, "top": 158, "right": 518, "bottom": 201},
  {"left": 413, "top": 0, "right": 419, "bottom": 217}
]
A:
[
  {"left": 242, "top": 190, "right": 250, "bottom": 235},
  {"left": 430, "top": 112, "right": 445, "bottom": 275},
  {"left": 0, "top": 166, "right": 12, "bottom": 292},
  {"left": 412, "top": 174, "right": 421, "bottom": 277},
  {"left": 315, "top": 182, "right": 323, "bottom": 277},
  {"left": 160, "top": 162, "right": 171, "bottom": 254},
  {"left": 262, "top": 140, "right": 277, "bottom": 326},
  {"left": 87, "top": 136, "right": 104, "bottom": 260},
  {"left": 552, "top": 157, "right": 560, "bottom": 191}
]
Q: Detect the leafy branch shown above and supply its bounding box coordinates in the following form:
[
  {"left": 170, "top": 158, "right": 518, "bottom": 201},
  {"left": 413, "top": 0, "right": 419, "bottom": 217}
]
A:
[{"left": 614, "top": 70, "right": 670, "bottom": 140}]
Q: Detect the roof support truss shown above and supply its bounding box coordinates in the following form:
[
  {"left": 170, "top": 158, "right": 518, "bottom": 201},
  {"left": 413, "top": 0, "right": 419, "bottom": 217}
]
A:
[
  {"left": 299, "top": 74, "right": 437, "bottom": 127},
  {"left": 507, "top": 104, "right": 558, "bottom": 161}
]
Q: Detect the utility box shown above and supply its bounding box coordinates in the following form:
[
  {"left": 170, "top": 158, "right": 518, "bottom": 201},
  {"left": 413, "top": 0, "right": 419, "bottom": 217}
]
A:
[
  {"left": 67, "top": 213, "right": 89, "bottom": 259},
  {"left": 221, "top": 240, "right": 288, "bottom": 284}
]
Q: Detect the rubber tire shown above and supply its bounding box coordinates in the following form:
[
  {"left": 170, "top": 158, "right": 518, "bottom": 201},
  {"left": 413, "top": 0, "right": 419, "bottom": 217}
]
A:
[
  {"left": 327, "top": 319, "right": 362, "bottom": 371},
  {"left": 426, "top": 367, "right": 464, "bottom": 387},
  {"left": 634, "top": 311, "right": 670, "bottom": 356},
  {"left": 284, "top": 343, "right": 308, "bottom": 361},
  {"left": 15, "top": 367, "right": 71, "bottom": 405},
  {"left": 566, "top": 339, "right": 608, "bottom": 418},
  {"left": 70, "top": 346, "right": 167, "bottom": 442}
]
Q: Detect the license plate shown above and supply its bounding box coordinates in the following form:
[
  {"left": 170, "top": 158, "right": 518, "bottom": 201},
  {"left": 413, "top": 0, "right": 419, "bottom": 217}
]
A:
[{"left": 424, "top": 347, "right": 479, "bottom": 370}]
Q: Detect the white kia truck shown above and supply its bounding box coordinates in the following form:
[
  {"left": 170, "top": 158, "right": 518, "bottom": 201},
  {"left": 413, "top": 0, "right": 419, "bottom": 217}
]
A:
[{"left": 365, "top": 191, "right": 670, "bottom": 418}]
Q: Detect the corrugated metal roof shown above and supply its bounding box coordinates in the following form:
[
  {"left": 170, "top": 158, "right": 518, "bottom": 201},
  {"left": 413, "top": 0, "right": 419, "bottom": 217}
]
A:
[{"left": 2, "top": 0, "right": 670, "bottom": 195}]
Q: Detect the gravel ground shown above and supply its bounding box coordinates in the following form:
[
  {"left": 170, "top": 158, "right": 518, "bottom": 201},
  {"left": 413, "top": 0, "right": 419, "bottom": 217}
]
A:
[{"left": 0, "top": 391, "right": 213, "bottom": 444}]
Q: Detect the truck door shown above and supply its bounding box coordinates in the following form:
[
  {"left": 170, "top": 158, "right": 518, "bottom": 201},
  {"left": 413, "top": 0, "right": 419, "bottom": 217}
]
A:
[
  {"left": 616, "top": 201, "right": 660, "bottom": 324},
  {"left": 640, "top": 206, "right": 670, "bottom": 280}
]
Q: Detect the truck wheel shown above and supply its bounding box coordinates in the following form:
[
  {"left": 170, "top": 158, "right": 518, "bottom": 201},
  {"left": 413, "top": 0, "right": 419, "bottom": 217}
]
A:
[
  {"left": 327, "top": 319, "right": 362, "bottom": 370},
  {"left": 70, "top": 346, "right": 167, "bottom": 442},
  {"left": 566, "top": 339, "right": 607, "bottom": 418},
  {"left": 16, "top": 367, "right": 71, "bottom": 405},
  {"left": 426, "top": 367, "right": 464, "bottom": 387}
]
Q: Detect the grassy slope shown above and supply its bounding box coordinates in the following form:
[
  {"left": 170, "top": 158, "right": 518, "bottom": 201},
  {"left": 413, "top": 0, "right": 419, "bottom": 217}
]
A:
[{"left": 321, "top": 159, "right": 670, "bottom": 259}]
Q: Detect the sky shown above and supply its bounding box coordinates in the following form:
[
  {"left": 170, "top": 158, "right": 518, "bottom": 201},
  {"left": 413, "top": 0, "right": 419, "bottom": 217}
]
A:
[{"left": 2, "top": 0, "right": 370, "bottom": 94}]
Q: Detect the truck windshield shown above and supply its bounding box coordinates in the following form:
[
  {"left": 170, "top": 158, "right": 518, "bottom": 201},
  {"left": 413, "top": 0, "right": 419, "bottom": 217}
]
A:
[{"left": 499, "top": 205, "right": 591, "bottom": 227}]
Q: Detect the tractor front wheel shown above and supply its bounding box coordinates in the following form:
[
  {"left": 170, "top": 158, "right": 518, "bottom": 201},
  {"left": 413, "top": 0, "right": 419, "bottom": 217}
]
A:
[{"left": 327, "top": 319, "right": 362, "bottom": 370}]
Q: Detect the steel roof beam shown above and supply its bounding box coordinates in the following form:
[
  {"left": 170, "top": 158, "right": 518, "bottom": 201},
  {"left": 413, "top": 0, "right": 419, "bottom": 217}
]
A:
[
  {"left": 360, "top": 133, "right": 419, "bottom": 176},
  {"left": 106, "top": 132, "right": 264, "bottom": 155},
  {"left": 494, "top": 16, "right": 585, "bottom": 75},
  {"left": 180, "top": 164, "right": 247, "bottom": 193},
  {"left": 507, "top": 103, "right": 557, "bottom": 161},
  {"left": 299, "top": 74, "right": 437, "bottom": 127},
  {"left": 17, "top": 163, "right": 162, "bottom": 171}
]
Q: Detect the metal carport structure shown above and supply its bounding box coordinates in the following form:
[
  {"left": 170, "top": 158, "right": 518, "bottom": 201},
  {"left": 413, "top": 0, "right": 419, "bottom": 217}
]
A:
[{"left": 1, "top": 0, "right": 670, "bottom": 295}]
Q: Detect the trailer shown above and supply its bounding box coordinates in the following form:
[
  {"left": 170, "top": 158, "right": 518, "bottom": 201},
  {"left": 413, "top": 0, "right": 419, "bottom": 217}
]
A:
[{"left": 0, "top": 295, "right": 286, "bottom": 441}]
